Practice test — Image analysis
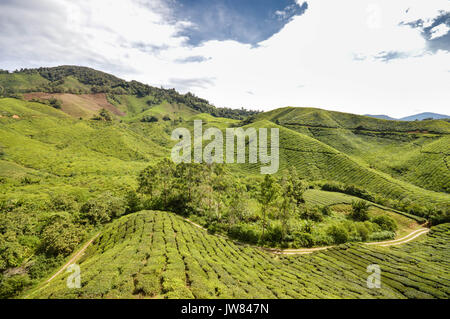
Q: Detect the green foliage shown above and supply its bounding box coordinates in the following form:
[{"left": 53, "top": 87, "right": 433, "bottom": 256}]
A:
[
  {"left": 372, "top": 215, "right": 398, "bottom": 232},
  {"left": 30, "top": 212, "right": 450, "bottom": 299},
  {"left": 92, "top": 108, "right": 113, "bottom": 122},
  {"left": 0, "top": 274, "right": 32, "bottom": 299},
  {"left": 124, "top": 190, "right": 141, "bottom": 215},
  {"left": 141, "top": 115, "right": 158, "bottom": 123},
  {"left": 41, "top": 220, "right": 85, "bottom": 256},
  {"left": 300, "top": 207, "right": 324, "bottom": 222},
  {"left": 327, "top": 224, "right": 349, "bottom": 244},
  {"left": 350, "top": 201, "right": 370, "bottom": 221},
  {"left": 257, "top": 175, "right": 280, "bottom": 237}
]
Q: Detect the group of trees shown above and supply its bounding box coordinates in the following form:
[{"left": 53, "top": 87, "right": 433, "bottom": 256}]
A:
[
  {"left": 92, "top": 108, "right": 113, "bottom": 122},
  {"left": 29, "top": 97, "right": 62, "bottom": 109},
  {"left": 136, "top": 160, "right": 402, "bottom": 247},
  {"left": 0, "top": 189, "right": 141, "bottom": 298}
]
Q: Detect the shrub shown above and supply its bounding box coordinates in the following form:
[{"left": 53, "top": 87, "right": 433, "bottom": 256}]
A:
[
  {"left": 300, "top": 207, "right": 323, "bottom": 222},
  {"left": 50, "top": 194, "right": 78, "bottom": 212},
  {"left": 428, "top": 209, "right": 449, "bottom": 225},
  {"left": 321, "top": 182, "right": 374, "bottom": 201},
  {"left": 28, "top": 254, "right": 64, "bottom": 279},
  {"left": 321, "top": 206, "right": 332, "bottom": 216},
  {"left": 227, "top": 224, "right": 259, "bottom": 244},
  {"left": 141, "top": 115, "right": 158, "bottom": 123},
  {"left": 369, "top": 231, "right": 395, "bottom": 241},
  {"left": 80, "top": 192, "right": 126, "bottom": 225},
  {"left": 293, "top": 232, "right": 314, "bottom": 248},
  {"left": 261, "top": 224, "right": 283, "bottom": 244},
  {"left": 350, "top": 201, "right": 370, "bottom": 221},
  {"left": 354, "top": 222, "right": 370, "bottom": 241},
  {"left": 327, "top": 225, "right": 349, "bottom": 244},
  {"left": 372, "top": 215, "right": 398, "bottom": 232},
  {"left": 92, "top": 108, "right": 113, "bottom": 122},
  {"left": 41, "top": 220, "right": 85, "bottom": 256},
  {"left": 48, "top": 98, "right": 62, "bottom": 109},
  {"left": 20, "top": 176, "right": 40, "bottom": 185},
  {"left": 124, "top": 190, "right": 141, "bottom": 214},
  {"left": 0, "top": 274, "right": 32, "bottom": 299}
]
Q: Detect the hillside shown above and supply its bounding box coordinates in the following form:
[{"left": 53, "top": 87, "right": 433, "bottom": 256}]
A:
[
  {"left": 1, "top": 66, "right": 449, "bottom": 300},
  {"left": 0, "top": 66, "right": 259, "bottom": 120},
  {"left": 27, "top": 211, "right": 450, "bottom": 299},
  {"left": 254, "top": 107, "right": 450, "bottom": 193}
]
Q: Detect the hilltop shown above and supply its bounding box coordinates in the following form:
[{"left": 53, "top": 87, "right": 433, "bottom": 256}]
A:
[{"left": 0, "top": 66, "right": 259, "bottom": 120}]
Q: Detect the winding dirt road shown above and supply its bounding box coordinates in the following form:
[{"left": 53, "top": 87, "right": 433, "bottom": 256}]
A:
[
  {"left": 184, "top": 217, "right": 430, "bottom": 255},
  {"left": 25, "top": 220, "right": 430, "bottom": 298}
]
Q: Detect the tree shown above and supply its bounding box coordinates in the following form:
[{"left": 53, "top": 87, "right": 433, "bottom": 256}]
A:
[
  {"left": 41, "top": 220, "right": 84, "bottom": 256},
  {"left": 141, "top": 115, "right": 158, "bottom": 123},
  {"left": 372, "top": 215, "right": 397, "bottom": 232},
  {"left": 80, "top": 192, "right": 126, "bottom": 225},
  {"left": 327, "top": 224, "right": 348, "bottom": 244},
  {"left": 138, "top": 159, "right": 175, "bottom": 208},
  {"left": 289, "top": 167, "right": 306, "bottom": 205},
  {"left": 350, "top": 200, "right": 370, "bottom": 221},
  {"left": 92, "top": 108, "right": 113, "bottom": 122},
  {"left": 124, "top": 190, "right": 141, "bottom": 214},
  {"left": 278, "top": 172, "right": 297, "bottom": 240},
  {"left": 257, "top": 175, "right": 280, "bottom": 238}
]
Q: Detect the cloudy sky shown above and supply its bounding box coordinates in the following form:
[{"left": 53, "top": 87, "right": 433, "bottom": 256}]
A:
[{"left": 0, "top": 0, "right": 449, "bottom": 117}]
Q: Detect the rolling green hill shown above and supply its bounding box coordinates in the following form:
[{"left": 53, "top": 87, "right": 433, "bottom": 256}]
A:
[
  {"left": 27, "top": 211, "right": 450, "bottom": 299},
  {"left": 0, "top": 66, "right": 259, "bottom": 120},
  {"left": 1, "top": 66, "right": 449, "bottom": 300},
  {"left": 255, "top": 107, "right": 450, "bottom": 193}
]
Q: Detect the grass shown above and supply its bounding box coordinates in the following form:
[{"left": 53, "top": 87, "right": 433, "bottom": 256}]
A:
[{"left": 25, "top": 210, "right": 450, "bottom": 299}]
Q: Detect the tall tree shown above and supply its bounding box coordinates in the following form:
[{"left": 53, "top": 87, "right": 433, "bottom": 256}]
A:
[{"left": 257, "top": 175, "right": 280, "bottom": 239}]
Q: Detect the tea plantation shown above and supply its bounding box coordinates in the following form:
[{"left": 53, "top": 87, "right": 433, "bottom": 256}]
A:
[{"left": 27, "top": 211, "right": 449, "bottom": 299}]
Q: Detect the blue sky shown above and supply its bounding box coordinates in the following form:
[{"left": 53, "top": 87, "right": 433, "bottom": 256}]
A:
[
  {"left": 0, "top": 0, "right": 449, "bottom": 117},
  {"left": 169, "top": 0, "right": 308, "bottom": 45}
]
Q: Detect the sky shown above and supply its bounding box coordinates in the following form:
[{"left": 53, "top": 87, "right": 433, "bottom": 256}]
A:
[{"left": 0, "top": 0, "right": 449, "bottom": 117}]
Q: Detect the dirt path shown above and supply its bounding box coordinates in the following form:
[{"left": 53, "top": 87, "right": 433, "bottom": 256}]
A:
[
  {"left": 183, "top": 217, "right": 430, "bottom": 255},
  {"left": 366, "top": 228, "right": 430, "bottom": 247},
  {"left": 45, "top": 233, "right": 100, "bottom": 283},
  {"left": 24, "top": 220, "right": 430, "bottom": 297},
  {"left": 23, "top": 233, "right": 100, "bottom": 298}
]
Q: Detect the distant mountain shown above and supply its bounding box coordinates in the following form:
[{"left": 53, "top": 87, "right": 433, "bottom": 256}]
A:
[
  {"left": 365, "top": 112, "right": 449, "bottom": 121},
  {"left": 364, "top": 114, "right": 396, "bottom": 120},
  {"left": 399, "top": 112, "right": 450, "bottom": 121}
]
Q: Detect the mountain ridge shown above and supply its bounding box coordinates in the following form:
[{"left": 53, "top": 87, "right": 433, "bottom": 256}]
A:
[{"left": 365, "top": 112, "right": 450, "bottom": 121}]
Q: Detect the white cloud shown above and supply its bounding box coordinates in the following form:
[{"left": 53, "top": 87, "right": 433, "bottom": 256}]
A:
[
  {"left": 0, "top": 0, "right": 449, "bottom": 117},
  {"left": 430, "top": 23, "right": 450, "bottom": 39}
]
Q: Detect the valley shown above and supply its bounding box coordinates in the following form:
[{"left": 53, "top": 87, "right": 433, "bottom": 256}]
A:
[{"left": 0, "top": 66, "right": 448, "bottom": 299}]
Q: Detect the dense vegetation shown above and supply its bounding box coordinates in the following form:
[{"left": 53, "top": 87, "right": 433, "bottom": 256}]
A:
[
  {"left": 27, "top": 211, "right": 450, "bottom": 299},
  {"left": 0, "top": 66, "right": 259, "bottom": 120},
  {"left": 137, "top": 161, "right": 401, "bottom": 247},
  {"left": 0, "top": 66, "right": 448, "bottom": 299}
]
